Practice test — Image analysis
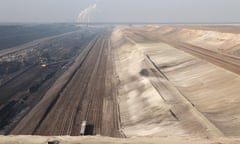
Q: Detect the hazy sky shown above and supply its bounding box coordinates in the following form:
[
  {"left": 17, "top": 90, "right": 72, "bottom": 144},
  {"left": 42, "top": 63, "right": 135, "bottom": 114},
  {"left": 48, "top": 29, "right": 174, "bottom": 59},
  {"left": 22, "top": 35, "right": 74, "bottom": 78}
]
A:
[{"left": 0, "top": 0, "right": 240, "bottom": 23}]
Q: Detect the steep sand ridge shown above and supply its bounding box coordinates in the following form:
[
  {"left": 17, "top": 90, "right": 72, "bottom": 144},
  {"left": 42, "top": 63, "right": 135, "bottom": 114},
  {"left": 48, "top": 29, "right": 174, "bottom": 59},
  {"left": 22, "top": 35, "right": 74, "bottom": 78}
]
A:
[
  {"left": 173, "top": 28, "right": 240, "bottom": 55},
  {"left": 120, "top": 25, "right": 240, "bottom": 57}
]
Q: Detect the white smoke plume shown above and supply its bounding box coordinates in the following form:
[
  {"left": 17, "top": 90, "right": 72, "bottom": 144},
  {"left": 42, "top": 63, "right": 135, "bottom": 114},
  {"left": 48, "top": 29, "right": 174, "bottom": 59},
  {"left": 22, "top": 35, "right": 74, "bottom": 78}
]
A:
[{"left": 77, "top": 4, "right": 97, "bottom": 23}]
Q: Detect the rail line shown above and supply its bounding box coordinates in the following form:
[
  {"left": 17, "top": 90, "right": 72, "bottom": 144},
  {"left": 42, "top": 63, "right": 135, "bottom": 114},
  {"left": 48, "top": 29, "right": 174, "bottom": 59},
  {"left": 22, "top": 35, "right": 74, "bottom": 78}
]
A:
[
  {"left": 84, "top": 36, "right": 107, "bottom": 135},
  {"left": 9, "top": 33, "right": 101, "bottom": 135},
  {"left": 9, "top": 31, "right": 122, "bottom": 137},
  {"left": 57, "top": 35, "right": 105, "bottom": 135}
]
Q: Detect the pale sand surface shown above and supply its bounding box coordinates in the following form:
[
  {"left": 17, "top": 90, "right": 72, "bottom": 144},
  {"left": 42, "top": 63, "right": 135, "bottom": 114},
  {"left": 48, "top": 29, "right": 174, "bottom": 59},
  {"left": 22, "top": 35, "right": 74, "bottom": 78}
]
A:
[
  {"left": 112, "top": 27, "right": 240, "bottom": 138},
  {"left": 121, "top": 25, "right": 240, "bottom": 57}
]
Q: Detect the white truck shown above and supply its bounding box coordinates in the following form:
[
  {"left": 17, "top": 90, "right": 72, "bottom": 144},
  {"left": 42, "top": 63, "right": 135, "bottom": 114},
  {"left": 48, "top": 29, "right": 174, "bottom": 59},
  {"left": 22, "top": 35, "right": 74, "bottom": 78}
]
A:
[{"left": 80, "top": 120, "right": 87, "bottom": 135}]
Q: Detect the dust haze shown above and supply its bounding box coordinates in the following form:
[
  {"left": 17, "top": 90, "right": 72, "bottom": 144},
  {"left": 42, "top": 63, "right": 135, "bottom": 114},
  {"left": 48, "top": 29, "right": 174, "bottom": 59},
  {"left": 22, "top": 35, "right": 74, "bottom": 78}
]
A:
[{"left": 0, "top": 0, "right": 240, "bottom": 144}]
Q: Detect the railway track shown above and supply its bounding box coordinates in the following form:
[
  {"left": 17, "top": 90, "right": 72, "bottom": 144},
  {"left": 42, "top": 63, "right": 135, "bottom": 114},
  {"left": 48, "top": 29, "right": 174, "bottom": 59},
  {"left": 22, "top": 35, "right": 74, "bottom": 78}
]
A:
[
  {"left": 64, "top": 38, "right": 102, "bottom": 134},
  {"left": 9, "top": 32, "right": 100, "bottom": 135},
  {"left": 69, "top": 37, "right": 103, "bottom": 135},
  {"left": 10, "top": 31, "right": 122, "bottom": 137},
  {"left": 69, "top": 34, "right": 120, "bottom": 136},
  {"left": 34, "top": 35, "right": 104, "bottom": 135},
  {"left": 84, "top": 36, "right": 107, "bottom": 135}
]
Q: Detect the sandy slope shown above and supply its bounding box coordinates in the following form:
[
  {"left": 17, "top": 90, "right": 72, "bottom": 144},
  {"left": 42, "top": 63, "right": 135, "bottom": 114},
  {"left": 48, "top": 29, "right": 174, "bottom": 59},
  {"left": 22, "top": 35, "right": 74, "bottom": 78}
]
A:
[
  {"left": 122, "top": 25, "right": 240, "bottom": 57},
  {"left": 111, "top": 26, "right": 240, "bottom": 138}
]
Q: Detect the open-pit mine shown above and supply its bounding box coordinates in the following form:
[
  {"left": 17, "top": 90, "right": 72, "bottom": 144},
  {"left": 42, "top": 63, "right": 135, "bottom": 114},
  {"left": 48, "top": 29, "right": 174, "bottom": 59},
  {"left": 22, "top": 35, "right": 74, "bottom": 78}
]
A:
[{"left": 0, "top": 24, "right": 240, "bottom": 143}]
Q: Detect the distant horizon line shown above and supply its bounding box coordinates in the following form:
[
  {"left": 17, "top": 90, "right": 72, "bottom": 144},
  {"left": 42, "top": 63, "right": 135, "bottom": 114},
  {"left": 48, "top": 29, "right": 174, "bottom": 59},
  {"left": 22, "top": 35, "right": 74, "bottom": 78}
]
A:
[{"left": 1, "top": 21, "right": 240, "bottom": 25}]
